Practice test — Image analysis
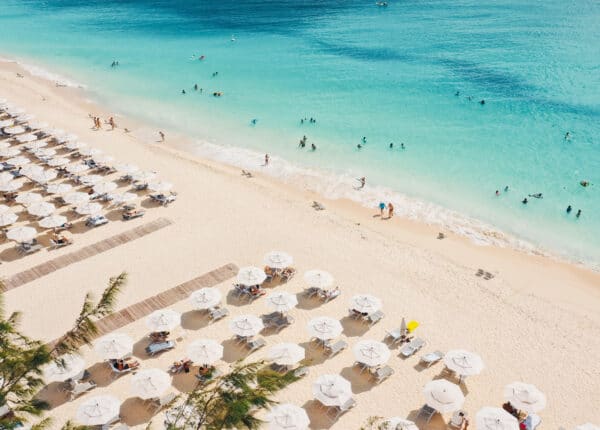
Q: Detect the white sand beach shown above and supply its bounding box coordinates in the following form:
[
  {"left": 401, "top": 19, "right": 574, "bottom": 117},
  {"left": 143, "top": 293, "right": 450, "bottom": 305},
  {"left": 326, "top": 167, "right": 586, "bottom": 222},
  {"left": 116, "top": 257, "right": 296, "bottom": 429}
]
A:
[{"left": 1, "top": 60, "right": 599, "bottom": 429}]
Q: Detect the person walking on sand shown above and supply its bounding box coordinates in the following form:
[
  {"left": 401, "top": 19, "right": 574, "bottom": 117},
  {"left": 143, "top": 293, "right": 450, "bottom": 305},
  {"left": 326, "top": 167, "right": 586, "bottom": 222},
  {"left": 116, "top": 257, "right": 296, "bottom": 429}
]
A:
[
  {"left": 378, "top": 202, "right": 386, "bottom": 217},
  {"left": 159, "top": 131, "right": 165, "bottom": 142},
  {"left": 264, "top": 154, "right": 270, "bottom": 166},
  {"left": 108, "top": 116, "right": 115, "bottom": 130},
  {"left": 387, "top": 202, "right": 394, "bottom": 218}
]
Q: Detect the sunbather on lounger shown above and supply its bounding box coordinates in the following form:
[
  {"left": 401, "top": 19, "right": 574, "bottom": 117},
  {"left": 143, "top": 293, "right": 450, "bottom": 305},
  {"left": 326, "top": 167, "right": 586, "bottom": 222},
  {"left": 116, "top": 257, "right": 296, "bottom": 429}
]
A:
[{"left": 249, "top": 286, "right": 266, "bottom": 296}]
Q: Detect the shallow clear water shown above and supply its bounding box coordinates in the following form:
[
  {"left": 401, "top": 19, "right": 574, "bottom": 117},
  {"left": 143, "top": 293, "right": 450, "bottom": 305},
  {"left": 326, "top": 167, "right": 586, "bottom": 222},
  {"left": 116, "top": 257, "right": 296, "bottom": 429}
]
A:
[{"left": 1, "top": 0, "right": 599, "bottom": 265}]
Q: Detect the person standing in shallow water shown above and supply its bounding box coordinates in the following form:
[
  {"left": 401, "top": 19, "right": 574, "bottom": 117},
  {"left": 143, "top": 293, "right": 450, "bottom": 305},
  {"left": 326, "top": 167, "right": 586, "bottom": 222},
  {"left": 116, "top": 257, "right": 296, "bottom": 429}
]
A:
[
  {"left": 159, "top": 131, "right": 165, "bottom": 142},
  {"left": 264, "top": 154, "right": 270, "bottom": 166}
]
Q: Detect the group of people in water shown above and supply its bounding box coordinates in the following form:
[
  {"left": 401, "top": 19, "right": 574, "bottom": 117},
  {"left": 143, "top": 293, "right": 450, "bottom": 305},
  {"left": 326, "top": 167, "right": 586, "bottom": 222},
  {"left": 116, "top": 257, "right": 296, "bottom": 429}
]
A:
[
  {"left": 495, "top": 184, "right": 587, "bottom": 218},
  {"left": 455, "top": 90, "right": 485, "bottom": 105},
  {"left": 298, "top": 135, "right": 317, "bottom": 151}
]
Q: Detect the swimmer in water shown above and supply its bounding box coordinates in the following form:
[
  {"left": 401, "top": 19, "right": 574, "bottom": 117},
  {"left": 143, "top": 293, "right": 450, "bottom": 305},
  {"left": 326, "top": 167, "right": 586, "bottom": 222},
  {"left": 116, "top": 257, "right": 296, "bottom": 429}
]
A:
[
  {"left": 361, "top": 136, "right": 367, "bottom": 143},
  {"left": 357, "top": 144, "right": 362, "bottom": 149},
  {"left": 182, "top": 89, "right": 186, "bottom": 94},
  {"left": 495, "top": 190, "right": 500, "bottom": 196},
  {"left": 566, "top": 205, "right": 572, "bottom": 213},
  {"left": 251, "top": 119, "right": 257, "bottom": 125},
  {"left": 194, "top": 84, "right": 198, "bottom": 91},
  {"left": 528, "top": 193, "right": 543, "bottom": 199},
  {"left": 522, "top": 198, "right": 528, "bottom": 204},
  {"left": 400, "top": 143, "right": 405, "bottom": 149},
  {"left": 479, "top": 99, "right": 485, "bottom": 105},
  {"left": 358, "top": 177, "right": 366, "bottom": 189},
  {"left": 389, "top": 142, "right": 394, "bottom": 149},
  {"left": 564, "top": 131, "right": 571, "bottom": 140},
  {"left": 580, "top": 180, "right": 590, "bottom": 187},
  {"left": 311, "top": 143, "right": 316, "bottom": 151},
  {"left": 504, "top": 185, "right": 509, "bottom": 192},
  {"left": 455, "top": 91, "right": 460, "bottom": 96},
  {"left": 576, "top": 209, "right": 581, "bottom": 218}
]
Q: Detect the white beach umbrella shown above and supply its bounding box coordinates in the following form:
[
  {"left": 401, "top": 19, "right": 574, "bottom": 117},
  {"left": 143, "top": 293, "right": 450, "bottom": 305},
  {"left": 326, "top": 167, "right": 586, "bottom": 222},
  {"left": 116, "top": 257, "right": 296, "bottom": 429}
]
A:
[
  {"left": 503, "top": 382, "right": 546, "bottom": 414},
  {"left": 264, "top": 251, "right": 293, "bottom": 269},
  {"left": 307, "top": 316, "right": 343, "bottom": 340},
  {"left": 75, "top": 202, "right": 102, "bottom": 215},
  {"left": 93, "top": 181, "right": 117, "bottom": 194},
  {"left": 266, "top": 291, "right": 298, "bottom": 313},
  {"left": 576, "top": 425, "right": 600, "bottom": 430},
  {"left": 0, "top": 180, "right": 23, "bottom": 193},
  {"left": 0, "top": 204, "right": 9, "bottom": 213},
  {"left": 47, "top": 156, "right": 70, "bottom": 167},
  {"left": 116, "top": 163, "right": 140, "bottom": 174},
  {"left": 304, "top": 270, "right": 334, "bottom": 289},
  {"left": 46, "top": 183, "right": 72, "bottom": 194},
  {"left": 148, "top": 181, "right": 173, "bottom": 193},
  {"left": 79, "top": 174, "right": 103, "bottom": 186},
  {"left": 60, "top": 133, "right": 78, "bottom": 143},
  {"left": 5, "top": 156, "right": 30, "bottom": 166},
  {"left": 268, "top": 343, "right": 305, "bottom": 366},
  {"left": 30, "top": 170, "right": 58, "bottom": 184},
  {"left": 16, "top": 133, "right": 37, "bottom": 143},
  {"left": 6, "top": 226, "right": 37, "bottom": 243},
  {"left": 237, "top": 266, "right": 267, "bottom": 286},
  {"left": 229, "top": 315, "right": 264, "bottom": 337},
  {"left": 28, "top": 140, "right": 49, "bottom": 151},
  {"left": 382, "top": 417, "right": 418, "bottom": 430},
  {"left": 0, "top": 119, "right": 14, "bottom": 128},
  {"left": 130, "top": 368, "right": 171, "bottom": 400},
  {"left": 27, "top": 120, "right": 48, "bottom": 130},
  {"left": 65, "top": 140, "right": 87, "bottom": 151},
  {"left": 16, "top": 192, "right": 43, "bottom": 205},
  {"left": 475, "top": 407, "right": 519, "bottom": 430},
  {"left": 109, "top": 192, "right": 137, "bottom": 205},
  {"left": 352, "top": 340, "right": 391, "bottom": 367},
  {"left": 75, "top": 395, "right": 121, "bottom": 426},
  {"left": 146, "top": 309, "right": 181, "bottom": 332},
  {"left": 93, "top": 155, "right": 114, "bottom": 165},
  {"left": 63, "top": 191, "right": 90, "bottom": 205},
  {"left": 131, "top": 171, "right": 156, "bottom": 183},
  {"left": 6, "top": 107, "right": 25, "bottom": 116},
  {"left": 42, "top": 354, "right": 86, "bottom": 383},
  {"left": 93, "top": 333, "right": 133, "bottom": 360},
  {"left": 187, "top": 339, "right": 224, "bottom": 364},
  {"left": 0, "top": 147, "right": 20, "bottom": 158},
  {"left": 444, "top": 350, "right": 484, "bottom": 376},
  {"left": 0, "top": 172, "right": 15, "bottom": 184},
  {"left": 189, "top": 287, "right": 222, "bottom": 310},
  {"left": 0, "top": 141, "right": 11, "bottom": 149},
  {"left": 267, "top": 404, "right": 310, "bottom": 430},
  {"left": 27, "top": 201, "right": 55, "bottom": 217},
  {"left": 3, "top": 125, "right": 26, "bottom": 135},
  {"left": 33, "top": 148, "right": 56, "bottom": 159},
  {"left": 312, "top": 374, "right": 352, "bottom": 407},
  {"left": 39, "top": 214, "right": 68, "bottom": 229},
  {"left": 15, "top": 114, "right": 35, "bottom": 123},
  {"left": 349, "top": 294, "right": 382, "bottom": 313},
  {"left": 423, "top": 380, "right": 465, "bottom": 413},
  {"left": 66, "top": 163, "right": 89, "bottom": 174},
  {"left": 0, "top": 212, "right": 18, "bottom": 227},
  {"left": 79, "top": 147, "right": 103, "bottom": 158},
  {"left": 20, "top": 164, "right": 44, "bottom": 177}
]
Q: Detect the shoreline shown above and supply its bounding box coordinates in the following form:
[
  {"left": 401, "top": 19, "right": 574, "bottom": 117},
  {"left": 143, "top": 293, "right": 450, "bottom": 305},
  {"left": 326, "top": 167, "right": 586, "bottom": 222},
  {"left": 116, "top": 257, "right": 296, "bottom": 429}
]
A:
[{"left": 2, "top": 58, "right": 600, "bottom": 428}]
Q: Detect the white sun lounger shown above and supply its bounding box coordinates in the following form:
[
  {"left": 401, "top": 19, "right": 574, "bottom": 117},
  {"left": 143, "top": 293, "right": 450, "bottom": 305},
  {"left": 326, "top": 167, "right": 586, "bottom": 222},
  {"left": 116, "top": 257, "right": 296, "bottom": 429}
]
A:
[
  {"left": 400, "top": 337, "right": 425, "bottom": 357},
  {"left": 420, "top": 350, "right": 444, "bottom": 367}
]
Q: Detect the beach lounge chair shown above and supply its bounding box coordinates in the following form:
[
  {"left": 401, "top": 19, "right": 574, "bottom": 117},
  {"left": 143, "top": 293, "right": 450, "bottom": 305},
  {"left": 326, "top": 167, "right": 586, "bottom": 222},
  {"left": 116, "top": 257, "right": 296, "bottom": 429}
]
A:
[
  {"left": 263, "top": 314, "right": 294, "bottom": 332},
  {"left": 50, "top": 238, "right": 72, "bottom": 249},
  {"left": 68, "top": 380, "right": 97, "bottom": 401},
  {"left": 245, "top": 337, "right": 266, "bottom": 353},
  {"left": 321, "top": 288, "right": 341, "bottom": 302},
  {"left": 417, "top": 404, "right": 436, "bottom": 423},
  {"left": 399, "top": 337, "right": 425, "bottom": 357},
  {"left": 372, "top": 365, "right": 394, "bottom": 384},
  {"left": 366, "top": 310, "right": 385, "bottom": 326},
  {"left": 420, "top": 350, "right": 444, "bottom": 367},
  {"left": 449, "top": 411, "right": 467, "bottom": 429},
  {"left": 100, "top": 415, "right": 121, "bottom": 430},
  {"left": 122, "top": 209, "right": 145, "bottom": 220},
  {"left": 280, "top": 267, "right": 296, "bottom": 282},
  {"left": 110, "top": 366, "right": 134, "bottom": 380},
  {"left": 325, "top": 340, "right": 348, "bottom": 357},
  {"left": 326, "top": 398, "right": 356, "bottom": 422},
  {"left": 293, "top": 366, "right": 310, "bottom": 378},
  {"left": 303, "top": 286, "right": 321, "bottom": 298},
  {"left": 17, "top": 243, "right": 42, "bottom": 255},
  {"left": 134, "top": 182, "right": 148, "bottom": 191},
  {"left": 384, "top": 328, "right": 404, "bottom": 345},
  {"left": 149, "top": 392, "right": 178, "bottom": 412},
  {"left": 146, "top": 340, "right": 176, "bottom": 356},
  {"left": 86, "top": 215, "right": 109, "bottom": 227},
  {"left": 209, "top": 307, "right": 229, "bottom": 321}
]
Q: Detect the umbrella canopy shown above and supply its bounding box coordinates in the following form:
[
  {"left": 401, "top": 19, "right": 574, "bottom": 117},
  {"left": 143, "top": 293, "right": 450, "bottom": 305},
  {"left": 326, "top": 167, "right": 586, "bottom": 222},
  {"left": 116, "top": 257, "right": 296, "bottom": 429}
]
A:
[
  {"left": 16, "top": 133, "right": 37, "bottom": 143},
  {"left": 148, "top": 181, "right": 173, "bottom": 192},
  {"left": 267, "top": 404, "right": 310, "bottom": 430},
  {"left": 75, "top": 395, "right": 121, "bottom": 426},
  {"left": 266, "top": 291, "right": 298, "bottom": 313},
  {"left": 0, "top": 147, "right": 20, "bottom": 158},
  {"left": 304, "top": 270, "right": 334, "bottom": 289},
  {"left": 16, "top": 113, "right": 35, "bottom": 123},
  {"left": 382, "top": 418, "right": 418, "bottom": 430},
  {"left": 47, "top": 156, "right": 70, "bottom": 167},
  {"left": 66, "top": 163, "right": 90, "bottom": 174},
  {"left": 503, "top": 382, "right": 546, "bottom": 414},
  {"left": 0, "top": 204, "right": 8, "bottom": 213},
  {"left": 5, "top": 156, "right": 30, "bottom": 166},
  {"left": 349, "top": 294, "right": 382, "bottom": 313},
  {"left": 6, "top": 226, "right": 37, "bottom": 243},
  {"left": 237, "top": 266, "right": 267, "bottom": 286},
  {"left": 28, "top": 140, "right": 49, "bottom": 151},
  {"left": 576, "top": 425, "right": 600, "bottom": 430},
  {"left": 6, "top": 107, "right": 25, "bottom": 116},
  {"left": 39, "top": 214, "right": 68, "bottom": 229},
  {"left": 30, "top": 170, "right": 58, "bottom": 184},
  {"left": 93, "top": 181, "right": 117, "bottom": 194},
  {"left": 268, "top": 343, "right": 305, "bottom": 366},
  {"left": 131, "top": 171, "right": 156, "bottom": 183},
  {"left": 27, "top": 120, "right": 49, "bottom": 130},
  {"left": 60, "top": 133, "right": 79, "bottom": 143},
  {"left": 3, "top": 125, "right": 26, "bottom": 135},
  {"left": 93, "top": 154, "right": 115, "bottom": 165},
  {"left": 42, "top": 354, "right": 86, "bottom": 383},
  {"left": 79, "top": 174, "right": 103, "bottom": 186},
  {"left": 75, "top": 202, "right": 102, "bottom": 215},
  {"left": 46, "top": 183, "right": 72, "bottom": 194},
  {"left": 0, "top": 141, "right": 11, "bottom": 149},
  {"left": 65, "top": 140, "right": 87, "bottom": 151},
  {"left": 130, "top": 368, "right": 171, "bottom": 400},
  {"left": 307, "top": 317, "right": 343, "bottom": 340},
  {"left": 475, "top": 407, "right": 519, "bottom": 430},
  {"left": 0, "top": 119, "right": 14, "bottom": 127},
  {"left": 93, "top": 333, "right": 133, "bottom": 360},
  {"left": 63, "top": 191, "right": 90, "bottom": 205},
  {"left": 79, "top": 147, "right": 103, "bottom": 157},
  {"left": 423, "top": 380, "right": 465, "bottom": 413},
  {"left": 187, "top": 339, "right": 224, "bottom": 364},
  {"left": 0, "top": 180, "right": 23, "bottom": 193},
  {"left": 109, "top": 192, "right": 137, "bottom": 205},
  {"left": 444, "top": 350, "right": 484, "bottom": 376},
  {"left": 146, "top": 309, "right": 181, "bottom": 332},
  {"left": 0, "top": 212, "right": 18, "bottom": 227},
  {"left": 312, "top": 374, "right": 352, "bottom": 407},
  {"left": 352, "top": 340, "right": 391, "bottom": 367},
  {"left": 189, "top": 287, "right": 222, "bottom": 310},
  {"left": 264, "top": 251, "right": 293, "bottom": 269},
  {"left": 27, "top": 201, "right": 55, "bottom": 217},
  {"left": 116, "top": 163, "right": 140, "bottom": 174},
  {"left": 33, "top": 148, "right": 56, "bottom": 159},
  {"left": 16, "top": 192, "right": 43, "bottom": 205},
  {"left": 229, "top": 315, "right": 264, "bottom": 337},
  {"left": 20, "top": 165, "right": 44, "bottom": 177},
  {"left": 0, "top": 172, "right": 14, "bottom": 184}
]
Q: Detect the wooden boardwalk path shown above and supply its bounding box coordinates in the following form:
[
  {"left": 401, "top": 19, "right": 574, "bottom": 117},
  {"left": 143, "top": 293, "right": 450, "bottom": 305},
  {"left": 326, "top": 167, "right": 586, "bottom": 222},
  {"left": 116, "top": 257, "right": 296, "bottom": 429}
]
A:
[{"left": 1, "top": 217, "right": 173, "bottom": 292}]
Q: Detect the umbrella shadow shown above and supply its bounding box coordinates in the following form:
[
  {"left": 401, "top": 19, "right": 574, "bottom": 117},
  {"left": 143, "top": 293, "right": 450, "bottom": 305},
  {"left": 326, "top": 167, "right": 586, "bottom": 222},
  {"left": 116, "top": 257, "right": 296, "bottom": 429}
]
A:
[
  {"left": 87, "top": 361, "right": 117, "bottom": 388},
  {"left": 171, "top": 367, "right": 201, "bottom": 393},
  {"left": 298, "top": 341, "right": 327, "bottom": 366},
  {"left": 302, "top": 400, "right": 334, "bottom": 430},
  {"left": 181, "top": 310, "right": 209, "bottom": 331},
  {"left": 340, "top": 316, "right": 370, "bottom": 338},
  {"left": 410, "top": 408, "right": 447, "bottom": 430},
  {"left": 0, "top": 246, "right": 27, "bottom": 262},
  {"left": 120, "top": 397, "right": 155, "bottom": 426},
  {"left": 132, "top": 336, "right": 153, "bottom": 360},
  {"left": 225, "top": 290, "right": 249, "bottom": 307},
  {"left": 295, "top": 294, "right": 322, "bottom": 311},
  {"left": 104, "top": 208, "right": 125, "bottom": 222},
  {"left": 340, "top": 366, "right": 375, "bottom": 394},
  {"left": 35, "top": 382, "right": 69, "bottom": 410},
  {"left": 221, "top": 338, "right": 248, "bottom": 363}
]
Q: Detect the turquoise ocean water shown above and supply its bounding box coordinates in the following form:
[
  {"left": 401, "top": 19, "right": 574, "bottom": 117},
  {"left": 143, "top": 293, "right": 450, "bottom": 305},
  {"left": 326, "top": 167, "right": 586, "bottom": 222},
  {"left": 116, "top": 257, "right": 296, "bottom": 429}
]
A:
[{"left": 1, "top": 0, "right": 599, "bottom": 267}]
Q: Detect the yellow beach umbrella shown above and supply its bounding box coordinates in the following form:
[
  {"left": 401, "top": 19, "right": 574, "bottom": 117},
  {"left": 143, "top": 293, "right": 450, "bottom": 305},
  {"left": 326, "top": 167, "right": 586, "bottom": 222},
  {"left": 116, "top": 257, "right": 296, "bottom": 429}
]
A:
[{"left": 407, "top": 320, "right": 419, "bottom": 333}]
